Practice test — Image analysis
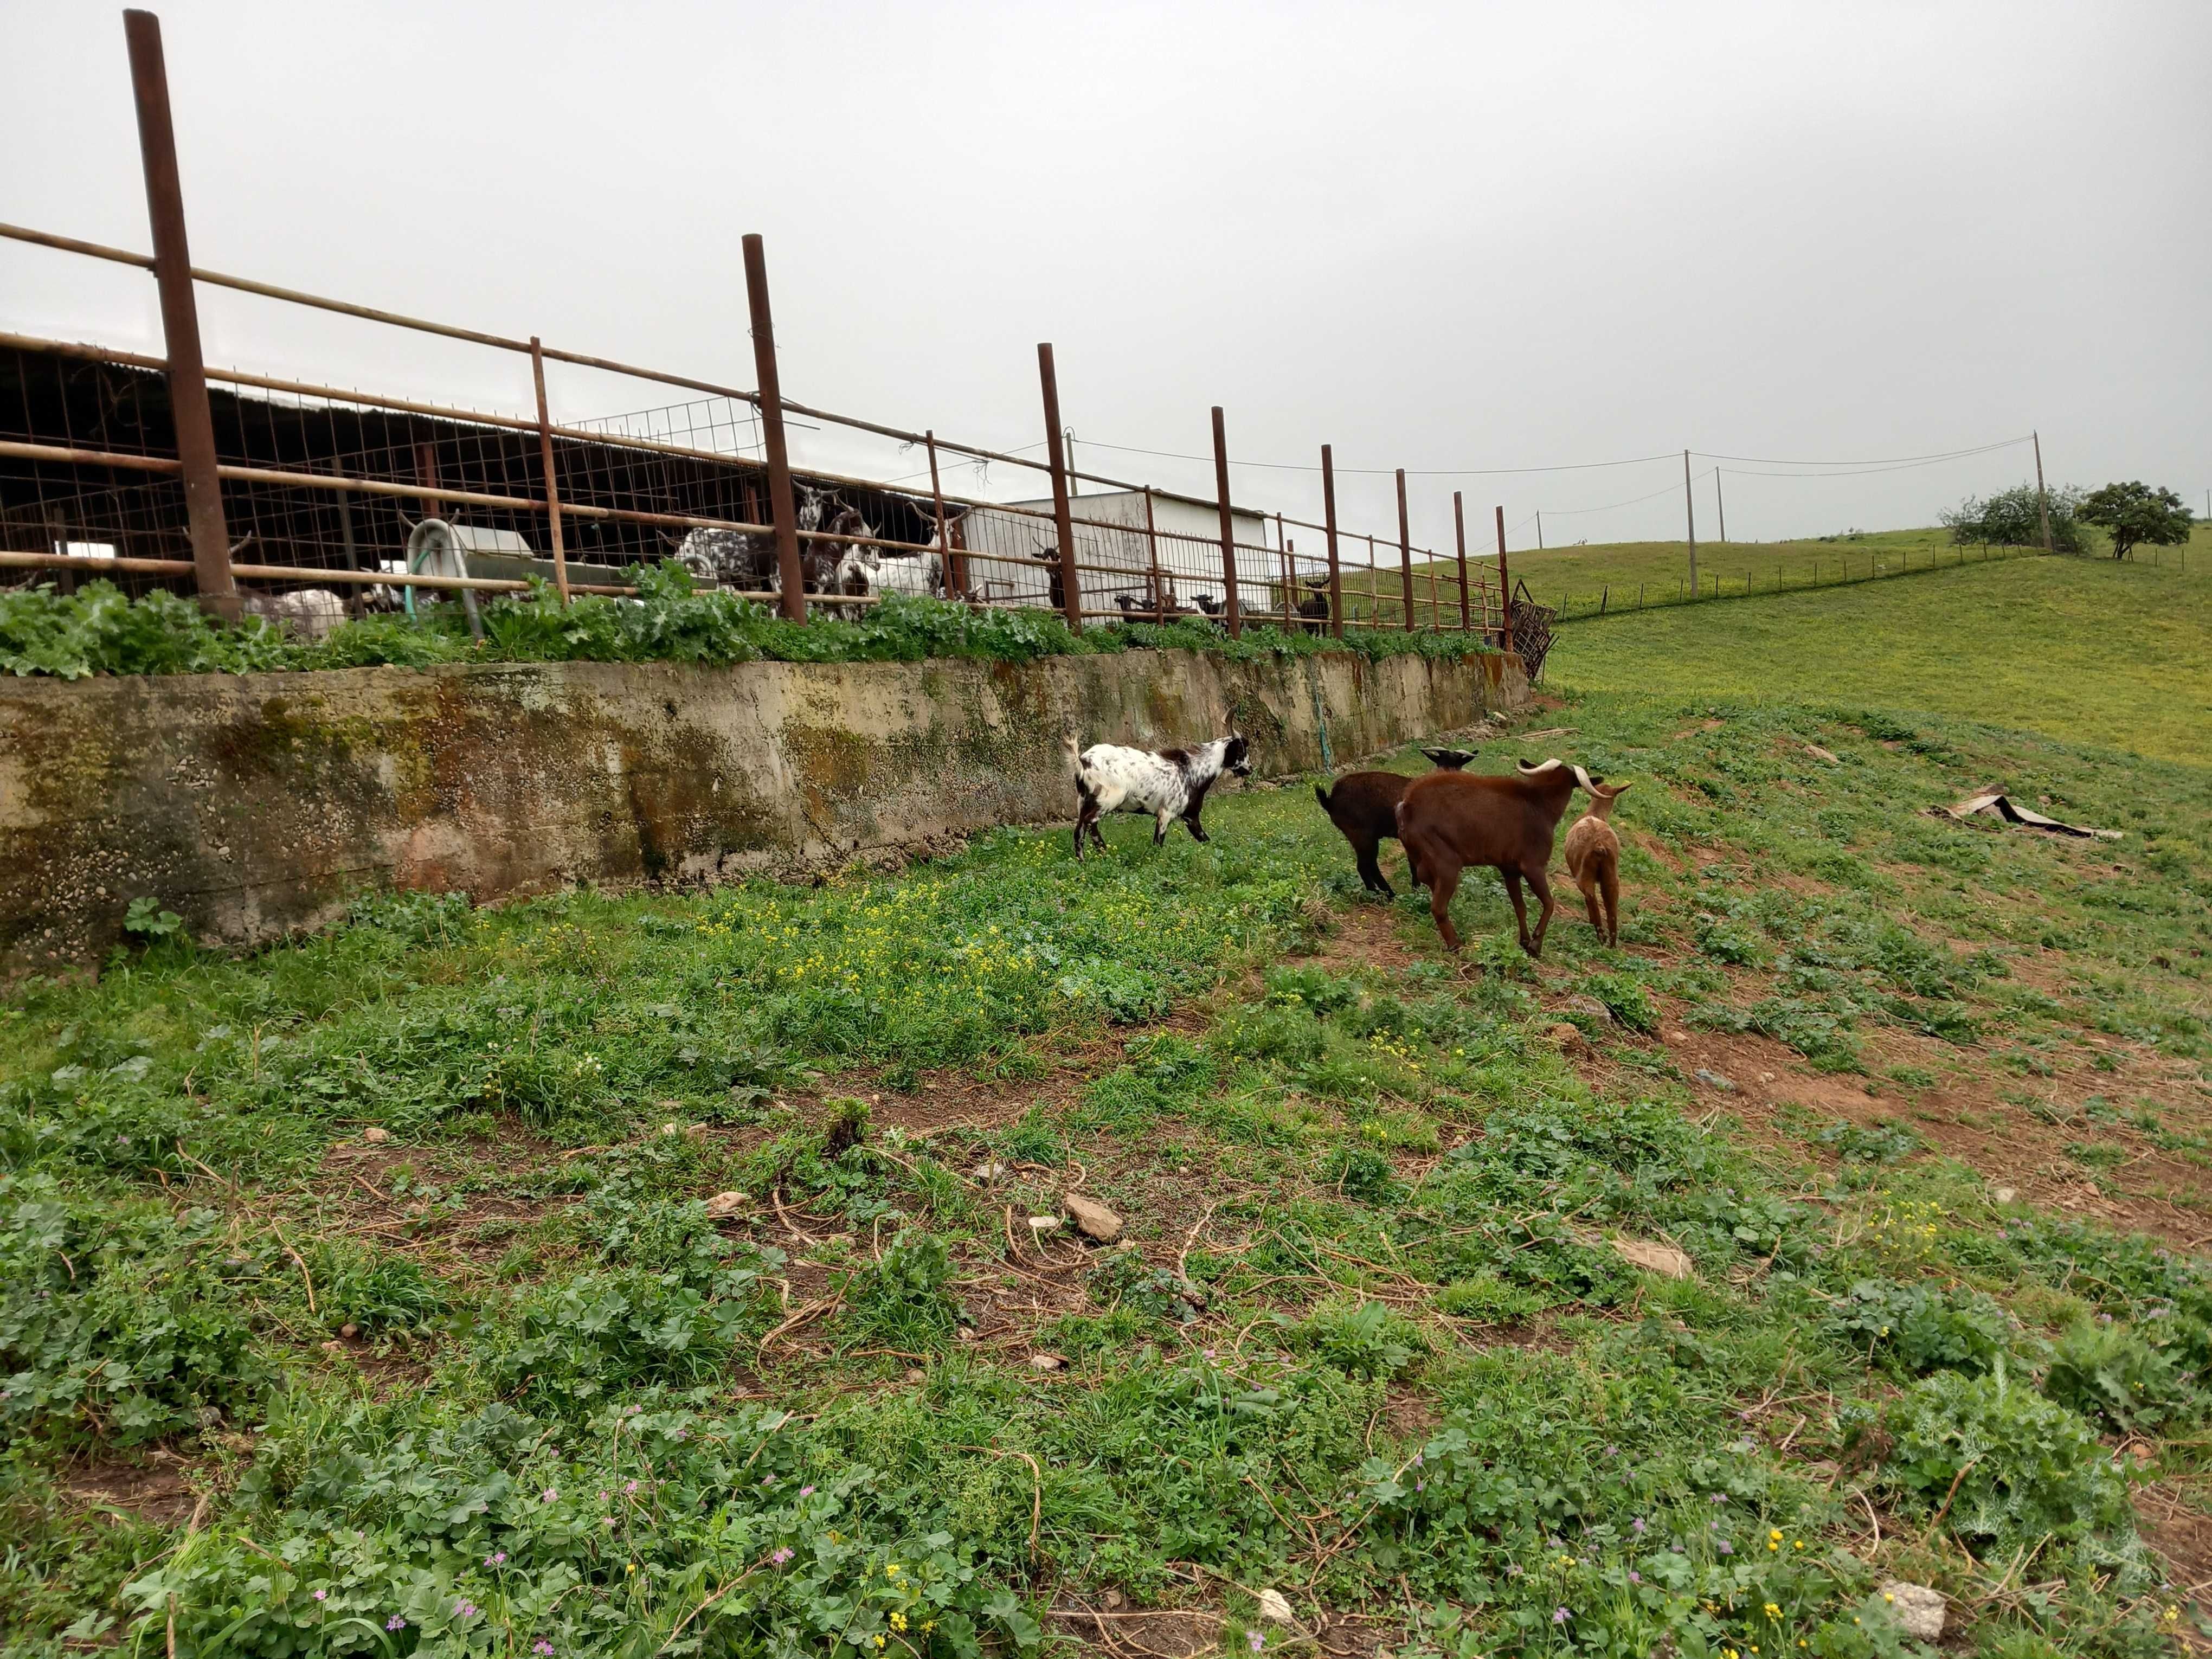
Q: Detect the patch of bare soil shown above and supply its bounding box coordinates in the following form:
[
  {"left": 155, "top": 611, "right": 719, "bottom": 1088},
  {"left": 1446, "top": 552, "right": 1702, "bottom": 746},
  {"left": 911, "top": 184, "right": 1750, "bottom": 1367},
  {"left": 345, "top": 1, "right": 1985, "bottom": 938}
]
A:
[
  {"left": 2137, "top": 1481, "right": 2212, "bottom": 1641},
  {"left": 1546, "top": 981, "right": 2212, "bottom": 1246},
  {"left": 63, "top": 1452, "right": 204, "bottom": 1526}
]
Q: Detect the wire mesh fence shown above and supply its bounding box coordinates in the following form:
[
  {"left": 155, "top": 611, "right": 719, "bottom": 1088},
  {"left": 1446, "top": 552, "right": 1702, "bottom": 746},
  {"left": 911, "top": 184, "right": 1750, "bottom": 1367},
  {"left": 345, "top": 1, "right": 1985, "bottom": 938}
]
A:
[{"left": 0, "top": 214, "right": 1506, "bottom": 644}]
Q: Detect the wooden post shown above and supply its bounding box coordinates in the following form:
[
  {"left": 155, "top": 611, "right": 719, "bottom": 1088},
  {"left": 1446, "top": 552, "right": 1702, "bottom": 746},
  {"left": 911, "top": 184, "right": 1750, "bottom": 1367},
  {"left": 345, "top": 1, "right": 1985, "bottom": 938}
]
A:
[
  {"left": 1536, "top": 510, "right": 1544, "bottom": 550},
  {"left": 1715, "top": 467, "right": 1727, "bottom": 545},
  {"left": 1396, "top": 469, "right": 1414, "bottom": 632},
  {"left": 124, "top": 9, "right": 235, "bottom": 619},
  {"left": 1141, "top": 487, "right": 1165, "bottom": 619},
  {"left": 1039, "top": 346, "right": 1083, "bottom": 631},
  {"left": 1276, "top": 511, "right": 1290, "bottom": 625},
  {"left": 741, "top": 233, "right": 807, "bottom": 621},
  {"left": 1210, "top": 406, "right": 1241, "bottom": 637},
  {"left": 1320, "top": 445, "right": 1343, "bottom": 640},
  {"left": 1453, "top": 491, "right": 1472, "bottom": 631},
  {"left": 529, "top": 337, "right": 570, "bottom": 605},
  {"left": 2033, "top": 430, "right": 2053, "bottom": 552},
  {"left": 1683, "top": 449, "right": 1699, "bottom": 597},
  {"left": 1494, "top": 505, "right": 1512, "bottom": 650},
  {"left": 414, "top": 442, "right": 443, "bottom": 523},
  {"left": 925, "top": 430, "right": 961, "bottom": 601}
]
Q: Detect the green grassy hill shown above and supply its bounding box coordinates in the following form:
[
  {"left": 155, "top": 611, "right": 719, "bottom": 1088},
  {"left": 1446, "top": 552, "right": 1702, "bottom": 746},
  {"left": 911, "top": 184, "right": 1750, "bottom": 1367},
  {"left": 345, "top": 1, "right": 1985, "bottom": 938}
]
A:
[{"left": 1547, "top": 535, "right": 2212, "bottom": 767}]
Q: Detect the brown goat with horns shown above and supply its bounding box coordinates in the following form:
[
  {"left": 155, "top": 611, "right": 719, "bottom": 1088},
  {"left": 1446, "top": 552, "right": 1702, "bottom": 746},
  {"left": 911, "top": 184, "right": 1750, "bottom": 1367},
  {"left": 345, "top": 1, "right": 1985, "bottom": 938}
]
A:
[{"left": 1394, "top": 759, "right": 1598, "bottom": 956}]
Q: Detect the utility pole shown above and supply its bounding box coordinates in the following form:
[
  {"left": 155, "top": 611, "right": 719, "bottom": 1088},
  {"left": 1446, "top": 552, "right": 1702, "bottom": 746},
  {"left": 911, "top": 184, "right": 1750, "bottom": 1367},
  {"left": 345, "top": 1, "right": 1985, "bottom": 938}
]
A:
[
  {"left": 2033, "top": 430, "right": 2053, "bottom": 552},
  {"left": 1683, "top": 449, "right": 1699, "bottom": 596},
  {"left": 1066, "top": 428, "right": 1078, "bottom": 497},
  {"left": 1536, "top": 511, "right": 1544, "bottom": 550},
  {"left": 1715, "top": 468, "right": 1727, "bottom": 544}
]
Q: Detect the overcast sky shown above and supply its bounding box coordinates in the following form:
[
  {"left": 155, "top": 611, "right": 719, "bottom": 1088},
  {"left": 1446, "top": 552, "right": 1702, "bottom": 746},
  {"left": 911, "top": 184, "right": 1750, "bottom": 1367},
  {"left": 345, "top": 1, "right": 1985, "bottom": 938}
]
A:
[{"left": 4, "top": 0, "right": 2206, "bottom": 553}]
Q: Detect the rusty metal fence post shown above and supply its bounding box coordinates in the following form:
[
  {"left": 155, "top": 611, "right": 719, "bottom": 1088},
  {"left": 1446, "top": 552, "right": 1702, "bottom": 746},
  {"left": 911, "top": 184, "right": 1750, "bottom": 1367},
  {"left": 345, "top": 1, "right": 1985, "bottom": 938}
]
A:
[
  {"left": 1453, "top": 491, "right": 1471, "bottom": 631},
  {"left": 742, "top": 234, "right": 806, "bottom": 621},
  {"left": 1396, "top": 468, "right": 1414, "bottom": 633},
  {"left": 1211, "top": 406, "right": 1240, "bottom": 637},
  {"left": 529, "top": 337, "right": 571, "bottom": 605},
  {"left": 1142, "top": 488, "right": 1165, "bottom": 618},
  {"left": 1494, "top": 505, "right": 1512, "bottom": 650},
  {"left": 1037, "top": 344, "right": 1082, "bottom": 631},
  {"left": 1321, "top": 444, "right": 1343, "bottom": 640},
  {"left": 123, "top": 9, "right": 235, "bottom": 619},
  {"left": 925, "top": 429, "right": 960, "bottom": 601}
]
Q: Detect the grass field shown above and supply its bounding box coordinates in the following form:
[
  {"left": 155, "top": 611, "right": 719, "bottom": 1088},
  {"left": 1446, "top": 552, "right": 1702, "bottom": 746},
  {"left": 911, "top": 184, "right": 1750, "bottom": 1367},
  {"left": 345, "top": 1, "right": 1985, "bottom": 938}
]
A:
[
  {"left": 6, "top": 639, "right": 2212, "bottom": 1657},
  {"left": 1547, "top": 541, "right": 2212, "bottom": 768}
]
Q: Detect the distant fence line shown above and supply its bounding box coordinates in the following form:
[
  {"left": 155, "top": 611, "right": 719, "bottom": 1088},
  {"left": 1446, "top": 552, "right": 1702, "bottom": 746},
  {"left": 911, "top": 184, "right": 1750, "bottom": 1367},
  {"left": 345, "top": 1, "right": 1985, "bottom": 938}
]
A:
[
  {"left": 1545, "top": 538, "right": 2059, "bottom": 626},
  {"left": 0, "top": 18, "right": 1509, "bottom": 648}
]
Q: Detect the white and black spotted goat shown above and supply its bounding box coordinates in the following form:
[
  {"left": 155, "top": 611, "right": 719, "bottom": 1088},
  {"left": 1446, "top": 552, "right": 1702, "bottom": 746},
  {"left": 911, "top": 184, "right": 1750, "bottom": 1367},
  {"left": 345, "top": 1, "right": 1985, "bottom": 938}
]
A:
[{"left": 1065, "top": 732, "right": 1253, "bottom": 858}]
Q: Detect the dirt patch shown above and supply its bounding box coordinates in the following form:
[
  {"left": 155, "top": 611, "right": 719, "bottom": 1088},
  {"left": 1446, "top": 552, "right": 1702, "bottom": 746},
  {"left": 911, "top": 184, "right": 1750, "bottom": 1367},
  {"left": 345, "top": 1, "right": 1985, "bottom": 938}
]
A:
[
  {"left": 2138, "top": 1481, "right": 2212, "bottom": 1634},
  {"left": 64, "top": 1454, "right": 204, "bottom": 1526}
]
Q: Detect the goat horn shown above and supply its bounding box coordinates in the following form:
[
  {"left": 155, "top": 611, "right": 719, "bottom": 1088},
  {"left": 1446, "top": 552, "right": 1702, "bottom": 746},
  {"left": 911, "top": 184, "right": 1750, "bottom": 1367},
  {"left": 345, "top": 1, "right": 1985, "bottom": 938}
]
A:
[
  {"left": 1571, "top": 764, "right": 1598, "bottom": 790},
  {"left": 1517, "top": 757, "right": 1562, "bottom": 775}
]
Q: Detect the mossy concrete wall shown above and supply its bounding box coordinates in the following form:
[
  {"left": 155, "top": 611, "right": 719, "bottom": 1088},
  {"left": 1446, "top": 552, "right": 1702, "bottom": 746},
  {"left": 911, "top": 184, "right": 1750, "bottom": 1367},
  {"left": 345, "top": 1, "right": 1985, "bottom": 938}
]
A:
[{"left": 0, "top": 647, "right": 1526, "bottom": 971}]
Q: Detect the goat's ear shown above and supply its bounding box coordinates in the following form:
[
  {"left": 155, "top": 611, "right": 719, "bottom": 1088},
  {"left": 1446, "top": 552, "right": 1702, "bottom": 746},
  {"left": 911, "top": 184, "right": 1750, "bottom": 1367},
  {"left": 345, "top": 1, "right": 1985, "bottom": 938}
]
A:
[{"left": 1608, "top": 780, "right": 1634, "bottom": 798}]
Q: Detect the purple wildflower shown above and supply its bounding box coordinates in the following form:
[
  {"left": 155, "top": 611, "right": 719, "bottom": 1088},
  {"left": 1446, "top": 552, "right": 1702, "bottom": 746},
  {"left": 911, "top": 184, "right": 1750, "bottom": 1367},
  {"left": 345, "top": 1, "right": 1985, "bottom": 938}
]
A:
[
  {"left": 1632, "top": 1517, "right": 1647, "bottom": 1534},
  {"left": 1507, "top": 1564, "right": 1523, "bottom": 1577},
  {"left": 542, "top": 1488, "right": 558, "bottom": 1503},
  {"left": 1628, "top": 1572, "right": 1642, "bottom": 1585},
  {"left": 1709, "top": 1493, "right": 1727, "bottom": 1504},
  {"left": 313, "top": 1590, "right": 327, "bottom": 1602},
  {"left": 455, "top": 1600, "right": 479, "bottom": 1618},
  {"left": 486, "top": 1551, "right": 507, "bottom": 1566},
  {"left": 1718, "top": 1540, "right": 1733, "bottom": 1555},
  {"left": 534, "top": 1643, "right": 555, "bottom": 1657},
  {"left": 599, "top": 1489, "right": 609, "bottom": 1500},
  {"left": 771, "top": 1547, "right": 795, "bottom": 1566},
  {"left": 1549, "top": 1536, "right": 1565, "bottom": 1549},
  {"left": 1553, "top": 1607, "right": 1571, "bottom": 1626},
  {"left": 762, "top": 1476, "right": 776, "bottom": 1487},
  {"left": 1248, "top": 1632, "right": 1265, "bottom": 1652},
  {"left": 387, "top": 1616, "right": 407, "bottom": 1632},
  {"left": 1604, "top": 1445, "right": 1618, "bottom": 1457},
  {"left": 799, "top": 1485, "right": 815, "bottom": 1497}
]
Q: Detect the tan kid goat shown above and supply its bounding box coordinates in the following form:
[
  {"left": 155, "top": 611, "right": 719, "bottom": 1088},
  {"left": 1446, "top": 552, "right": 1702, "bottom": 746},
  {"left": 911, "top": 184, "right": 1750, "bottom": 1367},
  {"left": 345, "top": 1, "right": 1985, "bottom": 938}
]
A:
[{"left": 1561, "top": 768, "right": 1632, "bottom": 945}]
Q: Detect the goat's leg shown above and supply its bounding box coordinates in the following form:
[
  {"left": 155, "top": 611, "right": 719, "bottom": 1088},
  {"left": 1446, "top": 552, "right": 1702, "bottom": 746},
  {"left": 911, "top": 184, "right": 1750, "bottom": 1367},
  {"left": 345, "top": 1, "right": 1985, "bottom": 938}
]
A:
[
  {"left": 1600, "top": 856, "right": 1621, "bottom": 946},
  {"left": 1502, "top": 867, "right": 1533, "bottom": 954},
  {"left": 1578, "top": 864, "right": 1604, "bottom": 931},
  {"left": 1353, "top": 837, "right": 1394, "bottom": 899},
  {"left": 1182, "top": 807, "right": 1210, "bottom": 843},
  {"left": 1072, "top": 806, "right": 1094, "bottom": 860},
  {"left": 1523, "top": 861, "right": 1558, "bottom": 957},
  {"left": 1154, "top": 807, "right": 1174, "bottom": 846},
  {"left": 1426, "top": 860, "right": 1464, "bottom": 952},
  {"left": 1089, "top": 813, "right": 1110, "bottom": 854}
]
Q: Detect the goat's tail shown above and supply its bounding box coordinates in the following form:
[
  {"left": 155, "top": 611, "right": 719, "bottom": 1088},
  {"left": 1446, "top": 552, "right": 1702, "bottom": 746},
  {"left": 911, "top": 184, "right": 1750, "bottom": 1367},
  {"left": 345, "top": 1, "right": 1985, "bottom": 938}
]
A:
[
  {"left": 1063, "top": 732, "right": 1084, "bottom": 775},
  {"left": 1313, "top": 782, "right": 1333, "bottom": 812}
]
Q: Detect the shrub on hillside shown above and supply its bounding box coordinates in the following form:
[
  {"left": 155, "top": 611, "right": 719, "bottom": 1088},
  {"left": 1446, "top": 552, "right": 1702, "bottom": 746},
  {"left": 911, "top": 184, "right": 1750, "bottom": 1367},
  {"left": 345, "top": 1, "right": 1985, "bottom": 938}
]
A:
[{"left": 1940, "top": 484, "right": 2088, "bottom": 553}]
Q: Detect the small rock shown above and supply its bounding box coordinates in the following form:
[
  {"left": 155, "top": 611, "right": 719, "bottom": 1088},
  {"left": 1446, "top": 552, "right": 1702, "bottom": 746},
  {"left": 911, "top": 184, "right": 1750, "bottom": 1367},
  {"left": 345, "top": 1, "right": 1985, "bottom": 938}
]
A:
[
  {"left": 1611, "top": 1237, "right": 1694, "bottom": 1279},
  {"left": 660, "top": 1122, "right": 681, "bottom": 1137},
  {"left": 361, "top": 1126, "right": 391, "bottom": 1144},
  {"left": 1992, "top": 1185, "right": 2017, "bottom": 1205},
  {"left": 957, "top": 1327, "right": 977, "bottom": 1343},
  {"left": 1876, "top": 1581, "right": 1944, "bottom": 1642},
  {"left": 1545, "top": 1023, "right": 1587, "bottom": 1050},
  {"left": 905, "top": 1368, "right": 927, "bottom": 1384},
  {"left": 1062, "top": 1192, "right": 1124, "bottom": 1244},
  {"left": 1028, "top": 1352, "right": 1066, "bottom": 1372},
  {"left": 1758, "top": 1071, "right": 1776, "bottom": 1084},
  {"left": 1694, "top": 1068, "right": 1736, "bottom": 1092},
  {"left": 338, "top": 1322, "right": 360, "bottom": 1340},
  {"left": 1804, "top": 744, "right": 1841, "bottom": 764},
  {"left": 1103, "top": 1589, "right": 1126, "bottom": 1611},
  {"left": 1666, "top": 1029, "right": 1692, "bottom": 1045},
  {"left": 1564, "top": 994, "right": 1612, "bottom": 1024},
  {"left": 973, "top": 1161, "right": 1007, "bottom": 1181},
  {"left": 1257, "top": 1589, "right": 1296, "bottom": 1626},
  {"left": 1027, "top": 1214, "right": 1062, "bottom": 1235},
  {"left": 703, "top": 1191, "right": 748, "bottom": 1219}
]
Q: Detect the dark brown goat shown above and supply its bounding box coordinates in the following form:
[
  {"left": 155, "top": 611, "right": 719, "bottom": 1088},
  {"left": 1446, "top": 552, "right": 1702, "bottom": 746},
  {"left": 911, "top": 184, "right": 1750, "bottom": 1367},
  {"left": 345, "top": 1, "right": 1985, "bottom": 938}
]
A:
[
  {"left": 1312, "top": 748, "right": 1478, "bottom": 899},
  {"left": 1394, "top": 758, "right": 1591, "bottom": 955}
]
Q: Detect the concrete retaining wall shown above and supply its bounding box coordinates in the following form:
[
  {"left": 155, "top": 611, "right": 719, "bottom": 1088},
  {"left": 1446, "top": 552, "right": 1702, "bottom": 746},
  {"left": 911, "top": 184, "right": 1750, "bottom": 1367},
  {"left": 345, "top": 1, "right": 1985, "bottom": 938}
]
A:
[{"left": 1, "top": 647, "right": 1526, "bottom": 972}]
